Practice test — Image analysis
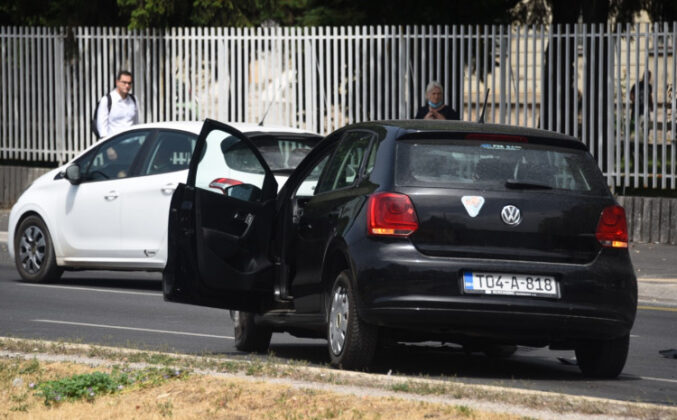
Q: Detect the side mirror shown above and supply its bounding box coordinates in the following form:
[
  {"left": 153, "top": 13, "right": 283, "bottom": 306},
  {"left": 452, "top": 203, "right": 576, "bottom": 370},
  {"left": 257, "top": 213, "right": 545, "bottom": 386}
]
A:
[{"left": 64, "top": 164, "right": 82, "bottom": 185}]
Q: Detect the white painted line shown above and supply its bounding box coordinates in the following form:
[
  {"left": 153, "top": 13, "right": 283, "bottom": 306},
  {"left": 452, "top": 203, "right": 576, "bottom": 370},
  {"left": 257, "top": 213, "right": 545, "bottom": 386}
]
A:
[
  {"left": 0, "top": 232, "right": 7, "bottom": 243},
  {"left": 640, "top": 376, "right": 677, "bottom": 385},
  {"left": 21, "top": 283, "right": 162, "bottom": 297},
  {"left": 33, "top": 319, "right": 234, "bottom": 340}
]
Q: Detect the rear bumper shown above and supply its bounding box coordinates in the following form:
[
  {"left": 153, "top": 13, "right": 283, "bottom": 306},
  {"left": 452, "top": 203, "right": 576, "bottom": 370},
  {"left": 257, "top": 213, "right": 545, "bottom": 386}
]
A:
[{"left": 350, "top": 239, "right": 637, "bottom": 343}]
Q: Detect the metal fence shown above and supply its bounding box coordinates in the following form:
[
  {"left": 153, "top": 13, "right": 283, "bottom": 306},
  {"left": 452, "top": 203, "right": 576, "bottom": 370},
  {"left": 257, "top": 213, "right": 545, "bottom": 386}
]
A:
[{"left": 1, "top": 24, "right": 675, "bottom": 189}]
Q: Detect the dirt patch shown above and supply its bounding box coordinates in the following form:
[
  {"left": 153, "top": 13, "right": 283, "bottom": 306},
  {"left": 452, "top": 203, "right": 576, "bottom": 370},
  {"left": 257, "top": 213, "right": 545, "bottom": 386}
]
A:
[
  {"left": 1, "top": 358, "right": 520, "bottom": 419},
  {"left": 1, "top": 338, "right": 676, "bottom": 420}
]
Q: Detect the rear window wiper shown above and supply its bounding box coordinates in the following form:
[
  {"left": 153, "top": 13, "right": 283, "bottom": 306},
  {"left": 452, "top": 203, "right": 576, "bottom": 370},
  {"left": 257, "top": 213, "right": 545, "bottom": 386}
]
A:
[{"left": 505, "top": 179, "right": 553, "bottom": 190}]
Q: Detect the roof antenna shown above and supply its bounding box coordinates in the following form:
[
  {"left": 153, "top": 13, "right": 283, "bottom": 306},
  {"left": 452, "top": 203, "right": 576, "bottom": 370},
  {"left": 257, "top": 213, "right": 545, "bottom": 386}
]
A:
[
  {"left": 478, "top": 89, "right": 490, "bottom": 124},
  {"left": 259, "top": 77, "right": 288, "bottom": 126},
  {"left": 258, "top": 98, "right": 274, "bottom": 126}
]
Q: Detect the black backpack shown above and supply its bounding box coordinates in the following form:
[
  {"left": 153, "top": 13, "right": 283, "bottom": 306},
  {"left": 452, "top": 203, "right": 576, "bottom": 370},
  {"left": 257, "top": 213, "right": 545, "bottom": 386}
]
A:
[{"left": 91, "top": 93, "right": 136, "bottom": 138}]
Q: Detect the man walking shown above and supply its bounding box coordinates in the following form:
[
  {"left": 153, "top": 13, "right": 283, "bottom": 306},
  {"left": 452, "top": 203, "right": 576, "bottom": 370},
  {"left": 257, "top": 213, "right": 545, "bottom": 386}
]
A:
[{"left": 95, "top": 70, "right": 139, "bottom": 138}]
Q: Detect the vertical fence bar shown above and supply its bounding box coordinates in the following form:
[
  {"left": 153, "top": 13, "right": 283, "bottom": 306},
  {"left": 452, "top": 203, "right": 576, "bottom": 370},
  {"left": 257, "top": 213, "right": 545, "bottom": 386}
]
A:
[
  {"left": 651, "top": 22, "right": 659, "bottom": 188},
  {"left": 56, "top": 27, "right": 66, "bottom": 163},
  {"left": 334, "top": 26, "right": 340, "bottom": 128},
  {"left": 615, "top": 24, "right": 622, "bottom": 186},
  {"left": 555, "top": 24, "right": 562, "bottom": 132},
  {"left": 369, "top": 26, "right": 375, "bottom": 123},
  {"left": 467, "top": 25, "right": 473, "bottom": 120},
  {"left": 660, "top": 23, "right": 667, "bottom": 189},
  {"left": 47, "top": 28, "right": 55, "bottom": 160},
  {"left": 451, "top": 25, "right": 457, "bottom": 111},
  {"left": 597, "top": 24, "right": 604, "bottom": 166},
  {"left": 1, "top": 27, "right": 5, "bottom": 159},
  {"left": 319, "top": 26, "right": 326, "bottom": 133},
  {"left": 347, "top": 26, "right": 354, "bottom": 125},
  {"left": 483, "top": 25, "right": 489, "bottom": 122},
  {"left": 459, "top": 25, "right": 465, "bottom": 119},
  {"left": 382, "top": 25, "right": 389, "bottom": 120},
  {"left": 506, "top": 25, "right": 512, "bottom": 124},
  {"left": 672, "top": 22, "right": 676, "bottom": 189},
  {"left": 573, "top": 24, "right": 579, "bottom": 138},
  {"left": 564, "top": 25, "right": 570, "bottom": 135},
  {"left": 606, "top": 24, "right": 615, "bottom": 186},
  {"left": 642, "top": 23, "right": 650, "bottom": 186},
  {"left": 515, "top": 26, "right": 520, "bottom": 125},
  {"left": 499, "top": 25, "right": 506, "bottom": 124},
  {"left": 633, "top": 24, "right": 640, "bottom": 187}
]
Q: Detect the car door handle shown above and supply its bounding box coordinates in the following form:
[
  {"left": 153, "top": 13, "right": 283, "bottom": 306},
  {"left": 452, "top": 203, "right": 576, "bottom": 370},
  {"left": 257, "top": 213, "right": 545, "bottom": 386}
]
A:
[
  {"left": 161, "top": 183, "right": 177, "bottom": 194},
  {"left": 233, "top": 212, "right": 254, "bottom": 226},
  {"left": 104, "top": 190, "right": 119, "bottom": 200}
]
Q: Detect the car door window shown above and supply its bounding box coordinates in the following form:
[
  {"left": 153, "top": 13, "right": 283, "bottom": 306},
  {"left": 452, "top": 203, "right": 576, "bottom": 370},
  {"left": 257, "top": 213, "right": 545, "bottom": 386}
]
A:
[
  {"left": 143, "top": 130, "right": 197, "bottom": 175},
  {"left": 314, "top": 131, "right": 374, "bottom": 194},
  {"left": 81, "top": 131, "right": 150, "bottom": 181},
  {"left": 295, "top": 154, "right": 330, "bottom": 197},
  {"left": 194, "top": 129, "right": 269, "bottom": 202}
]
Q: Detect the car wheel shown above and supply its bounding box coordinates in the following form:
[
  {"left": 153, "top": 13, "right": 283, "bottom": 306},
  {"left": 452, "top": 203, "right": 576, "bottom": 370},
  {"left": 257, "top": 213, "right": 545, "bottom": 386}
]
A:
[
  {"left": 230, "top": 310, "right": 272, "bottom": 353},
  {"left": 575, "top": 333, "right": 629, "bottom": 378},
  {"left": 14, "top": 215, "right": 62, "bottom": 283},
  {"left": 327, "top": 270, "right": 377, "bottom": 370}
]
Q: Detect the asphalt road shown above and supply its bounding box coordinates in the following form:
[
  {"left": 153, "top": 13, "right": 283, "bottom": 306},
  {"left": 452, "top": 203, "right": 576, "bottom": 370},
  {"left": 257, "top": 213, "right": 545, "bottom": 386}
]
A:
[{"left": 0, "top": 262, "right": 676, "bottom": 406}]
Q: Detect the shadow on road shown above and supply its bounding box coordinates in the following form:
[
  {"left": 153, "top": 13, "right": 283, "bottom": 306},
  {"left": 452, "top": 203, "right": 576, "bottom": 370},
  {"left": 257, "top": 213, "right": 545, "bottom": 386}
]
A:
[
  {"left": 262, "top": 341, "right": 643, "bottom": 384},
  {"left": 11, "top": 270, "right": 162, "bottom": 292}
]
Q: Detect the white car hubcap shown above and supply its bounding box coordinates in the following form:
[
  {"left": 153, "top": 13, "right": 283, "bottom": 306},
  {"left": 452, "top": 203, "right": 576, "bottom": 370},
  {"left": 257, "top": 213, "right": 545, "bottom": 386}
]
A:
[
  {"left": 19, "top": 225, "right": 46, "bottom": 274},
  {"left": 329, "top": 284, "right": 349, "bottom": 355}
]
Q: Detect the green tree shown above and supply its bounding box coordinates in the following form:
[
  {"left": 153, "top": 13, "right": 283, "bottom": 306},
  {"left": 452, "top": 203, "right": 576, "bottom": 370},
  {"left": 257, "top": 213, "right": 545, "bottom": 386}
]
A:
[{"left": 0, "top": 0, "right": 124, "bottom": 26}]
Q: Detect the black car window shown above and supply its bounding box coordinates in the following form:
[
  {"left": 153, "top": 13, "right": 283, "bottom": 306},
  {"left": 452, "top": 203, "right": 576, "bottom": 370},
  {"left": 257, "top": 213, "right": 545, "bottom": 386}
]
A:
[
  {"left": 295, "top": 154, "right": 330, "bottom": 197},
  {"left": 315, "top": 131, "right": 374, "bottom": 194},
  {"left": 143, "top": 130, "right": 197, "bottom": 175},
  {"left": 82, "top": 130, "right": 150, "bottom": 181},
  {"left": 395, "top": 140, "right": 607, "bottom": 194}
]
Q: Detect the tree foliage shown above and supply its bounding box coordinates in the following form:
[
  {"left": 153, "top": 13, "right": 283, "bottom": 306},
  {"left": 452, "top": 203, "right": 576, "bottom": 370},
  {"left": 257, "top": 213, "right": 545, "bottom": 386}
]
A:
[{"left": 1, "top": 0, "right": 674, "bottom": 28}]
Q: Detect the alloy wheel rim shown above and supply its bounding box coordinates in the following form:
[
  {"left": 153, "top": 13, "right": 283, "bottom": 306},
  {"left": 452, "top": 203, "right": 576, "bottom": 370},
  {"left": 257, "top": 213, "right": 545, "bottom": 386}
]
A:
[
  {"left": 329, "top": 284, "right": 349, "bottom": 355},
  {"left": 18, "top": 225, "right": 46, "bottom": 274}
]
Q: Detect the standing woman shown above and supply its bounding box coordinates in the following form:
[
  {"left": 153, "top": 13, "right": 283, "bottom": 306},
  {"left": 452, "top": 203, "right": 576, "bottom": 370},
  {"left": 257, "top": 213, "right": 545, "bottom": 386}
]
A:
[{"left": 415, "top": 81, "right": 459, "bottom": 120}]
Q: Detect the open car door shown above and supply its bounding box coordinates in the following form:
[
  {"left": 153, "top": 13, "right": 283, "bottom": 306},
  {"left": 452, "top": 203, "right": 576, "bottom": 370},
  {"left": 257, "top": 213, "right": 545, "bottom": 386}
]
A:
[{"left": 163, "top": 119, "right": 278, "bottom": 312}]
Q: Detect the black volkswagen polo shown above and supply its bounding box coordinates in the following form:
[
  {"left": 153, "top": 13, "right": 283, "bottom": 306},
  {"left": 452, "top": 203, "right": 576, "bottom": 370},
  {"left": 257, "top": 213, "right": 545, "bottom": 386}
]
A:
[{"left": 164, "top": 119, "right": 637, "bottom": 378}]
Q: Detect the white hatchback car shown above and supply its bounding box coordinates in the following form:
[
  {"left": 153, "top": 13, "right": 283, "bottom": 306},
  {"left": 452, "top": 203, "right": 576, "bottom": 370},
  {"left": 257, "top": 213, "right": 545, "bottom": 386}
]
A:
[{"left": 8, "top": 121, "right": 320, "bottom": 283}]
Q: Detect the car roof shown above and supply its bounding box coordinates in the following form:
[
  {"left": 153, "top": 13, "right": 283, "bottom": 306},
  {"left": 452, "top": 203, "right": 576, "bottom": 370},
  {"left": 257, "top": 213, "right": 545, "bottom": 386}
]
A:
[
  {"left": 107, "top": 121, "right": 319, "bottom": 137},
  {"left": 350, "top": 120, "right": 587, "bottom": 151}
]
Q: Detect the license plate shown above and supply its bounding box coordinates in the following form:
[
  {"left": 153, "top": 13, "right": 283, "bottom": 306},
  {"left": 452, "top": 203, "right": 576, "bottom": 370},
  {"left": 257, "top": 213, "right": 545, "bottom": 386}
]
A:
[{"left": 463, "top": 272, "right": 560, "bottom": 298}]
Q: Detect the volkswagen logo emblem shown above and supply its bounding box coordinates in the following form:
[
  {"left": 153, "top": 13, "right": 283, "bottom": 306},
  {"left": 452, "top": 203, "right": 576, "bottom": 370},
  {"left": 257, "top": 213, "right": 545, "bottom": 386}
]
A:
[{"left": 501, "top": 205, "right": 522, "bottom": 225}]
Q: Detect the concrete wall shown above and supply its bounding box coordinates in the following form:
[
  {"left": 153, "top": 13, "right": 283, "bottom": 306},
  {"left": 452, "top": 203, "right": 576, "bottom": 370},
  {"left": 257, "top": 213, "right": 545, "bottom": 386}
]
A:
[
  {"left": 1, "top": 164, "right": 675, "bottom": 244},
  {"left": 0, "top": 165, "right": 52, "bottom": 209},
  {"left": 617, "top": 195, "right": 677, "bottom": 245}
]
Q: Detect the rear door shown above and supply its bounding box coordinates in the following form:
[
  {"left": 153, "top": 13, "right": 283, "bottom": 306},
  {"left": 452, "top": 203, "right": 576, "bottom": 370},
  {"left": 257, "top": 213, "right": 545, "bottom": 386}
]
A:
[
  {"left": 119, "top": 129, "right": 197, "bottom": 263},
  {"left": 163, "top": 119, "right": 278, "bottom": 312}
]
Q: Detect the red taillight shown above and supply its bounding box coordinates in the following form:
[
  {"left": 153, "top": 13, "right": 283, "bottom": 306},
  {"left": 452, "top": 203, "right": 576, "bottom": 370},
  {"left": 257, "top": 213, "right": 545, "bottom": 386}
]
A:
[
  {"left": 208, "top": 178, "right": 243, "bottom": 194},
  {"left": 596, "top": 205, "right": 628, "bottom": 248},
  {"left": 367, "top": 192, "right": 418, "bottom": 237}
]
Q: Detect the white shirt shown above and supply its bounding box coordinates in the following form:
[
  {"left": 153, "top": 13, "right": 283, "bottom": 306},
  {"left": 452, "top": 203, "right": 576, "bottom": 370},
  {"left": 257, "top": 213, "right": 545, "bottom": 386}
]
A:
[{"left": 96, "top": 89, "right": 139, "bottom": 138}]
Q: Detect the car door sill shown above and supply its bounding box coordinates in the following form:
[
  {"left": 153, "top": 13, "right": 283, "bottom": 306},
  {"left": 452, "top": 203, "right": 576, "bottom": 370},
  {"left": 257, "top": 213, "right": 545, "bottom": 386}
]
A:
[{"left": 258, "top": 311, "right": 325, "bottom": 330}]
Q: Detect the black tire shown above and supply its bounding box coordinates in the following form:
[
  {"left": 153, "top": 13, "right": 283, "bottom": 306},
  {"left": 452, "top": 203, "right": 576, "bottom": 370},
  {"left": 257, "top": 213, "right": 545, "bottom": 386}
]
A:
[
  {"left": 327, "top": 270, "right": 377, "bottom": 370},
  {"left": 231, "top": 310, "right": 272, "bottom": 353},
  {"left": 575, "top": 334, "right": 630, "bottom": 379},
  {"left": 14, "top": 215, "right": 63, "bottom": 283}
]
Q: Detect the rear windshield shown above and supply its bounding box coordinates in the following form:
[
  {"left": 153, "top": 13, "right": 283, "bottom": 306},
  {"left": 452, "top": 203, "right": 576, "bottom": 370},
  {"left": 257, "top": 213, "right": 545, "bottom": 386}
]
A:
[
  {"left": 395, "top": 139, "right": 608, "bottom": 194},
  {"left": 224, "top": 135, "right": 317, "bottom": 173}
]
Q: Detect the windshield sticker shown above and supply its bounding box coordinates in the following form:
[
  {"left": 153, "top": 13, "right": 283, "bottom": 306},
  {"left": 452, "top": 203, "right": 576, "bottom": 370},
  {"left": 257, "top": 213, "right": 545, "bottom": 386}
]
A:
[
  {"left": 461, "top": 196, "right": 485, "bottom": 218},
  {"left": 481, "top": 144, "right": 522, "bottom": 151}
]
